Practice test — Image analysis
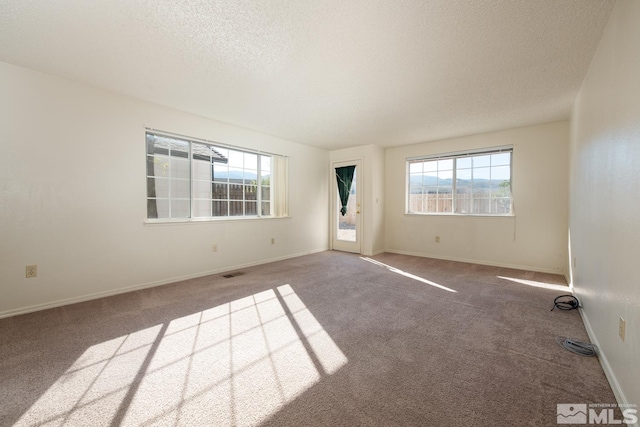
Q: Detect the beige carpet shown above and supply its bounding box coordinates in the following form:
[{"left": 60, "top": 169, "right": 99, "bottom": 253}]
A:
[{"left": 0, "top": 251, "right": 617, "bottom": 426}]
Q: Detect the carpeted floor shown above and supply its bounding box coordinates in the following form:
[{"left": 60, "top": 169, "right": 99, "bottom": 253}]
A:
[{"left": 0, "top": 251, "right": 617, "bottom": 426}]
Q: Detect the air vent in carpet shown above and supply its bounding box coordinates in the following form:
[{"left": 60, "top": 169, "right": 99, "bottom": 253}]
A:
[{"left": 222, "top": 272, "right": 245, "bottom": 278}]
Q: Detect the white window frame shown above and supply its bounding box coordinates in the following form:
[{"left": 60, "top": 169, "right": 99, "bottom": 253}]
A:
[
  {"left": 406, "top": 146, "right": 513, "bottom": 216},
  {"left": 146, "top": 129, "right": 288, "bottom": 222}
]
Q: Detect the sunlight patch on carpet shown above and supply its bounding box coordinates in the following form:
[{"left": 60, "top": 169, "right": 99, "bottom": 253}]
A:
[
  {"left": 361, "top": 257, "right": 457, "bottom": 293},
  {"left": 497, "top": 276, "right": 570, "bottom": 292},
  {"left": 15, "top": 287, "right": 347, "bottom": 427},
  {"left": 278, "top": 284, "right": 348, "bottom": 375}
]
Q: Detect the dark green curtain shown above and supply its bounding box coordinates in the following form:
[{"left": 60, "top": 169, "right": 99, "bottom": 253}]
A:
[{"left": 335, "top": 166, "right": 356, "bottom": 216}]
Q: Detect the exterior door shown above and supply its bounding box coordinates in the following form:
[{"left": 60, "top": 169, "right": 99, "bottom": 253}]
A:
[{"left": 332, "top": 160, "right": 362, "bottom": 253}]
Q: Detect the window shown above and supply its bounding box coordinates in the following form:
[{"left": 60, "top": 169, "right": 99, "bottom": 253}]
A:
[
  {"left": 408, "top": 147, "right": 512, "bottom": 215},
  {"left": 146, "top": 131, "right": 288, "bottom": 220}
]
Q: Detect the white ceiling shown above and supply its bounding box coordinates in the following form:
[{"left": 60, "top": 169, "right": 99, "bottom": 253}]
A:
[{"left": 0, "top": 0, "right": 614, "bottom": 150}]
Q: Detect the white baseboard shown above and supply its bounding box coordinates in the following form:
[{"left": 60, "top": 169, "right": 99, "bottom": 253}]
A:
[
  {"left": 384, "top": 249, "right": 564, "bottom": 275},
  {"left": 578, "top": 308, "right": 637, "bottom": 427},
  {"left": 361, "top": 249, "right": 386, "bottom": 257},
  {"left": 0, "top": 247, "right": 328, "bottom": 319}
]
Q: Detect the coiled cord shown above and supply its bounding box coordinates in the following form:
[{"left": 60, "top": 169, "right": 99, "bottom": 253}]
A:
[
  {"left": 555, "top": 336, "right": 597, "bottom": 357},
  {"left": 551, "top": 295, "right": 581, "bottom": 311}
]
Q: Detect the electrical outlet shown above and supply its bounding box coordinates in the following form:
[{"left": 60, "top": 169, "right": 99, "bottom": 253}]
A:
[
  {"left": 271, "top": 238, "right": 275, "bottom": 245},
  {"left": 435, "top": 236, "right": 440, "bottom": 243},
  {"left": 26, "top": 265, "right": 37, "bottom": 278},
  {"left": 572, "top": 257, "right": 577, "bottom": 269},
  {"left": 212, "top": 244, "right": 218, "bottom": 252},
  {"left": 619, "top": 317, "right": 626, "bottom": 341}
]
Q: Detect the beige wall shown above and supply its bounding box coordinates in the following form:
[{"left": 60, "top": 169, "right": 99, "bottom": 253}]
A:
[
  {"left": 569, "top": 0, "right": 640, "bottom": 410},
  {"left": 385, "top": 121, "right": 569, "bottom": 273},
  {"left": 0, "top": 61, "right": 329, "bottom": 318}
]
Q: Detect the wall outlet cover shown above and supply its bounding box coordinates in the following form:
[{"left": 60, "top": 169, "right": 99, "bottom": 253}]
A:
[{"left": 26, "top": 265, "right": 38, "bottom": 278}]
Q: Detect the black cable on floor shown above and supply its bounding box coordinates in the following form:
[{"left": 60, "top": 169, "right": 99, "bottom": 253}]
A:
[
  {"left": 551, "top": 294, "right": 581, "bottom": 311},
  {"left": 556, "top": 336, "right": 597, "bottom": 357}
]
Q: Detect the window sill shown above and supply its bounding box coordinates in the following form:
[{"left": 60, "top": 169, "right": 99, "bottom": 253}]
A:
[
  {"left": 144, "top": 216, "right": 291, "bottom": 226},
  {"left": 405, "top": 212, "right": 514, "bottom": 218}
]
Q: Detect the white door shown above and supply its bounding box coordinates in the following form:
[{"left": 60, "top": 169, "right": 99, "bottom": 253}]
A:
[{"left": 332, "top": 160, "right": 362, "bottom": 253}]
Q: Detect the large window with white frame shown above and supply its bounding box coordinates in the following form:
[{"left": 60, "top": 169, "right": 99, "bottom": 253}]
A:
[
  {"left": 407, "top": 147, "right": 512, "bottom": 215},
  {"left": 146, "top": 131, "right": 288, "bottom": 221}
]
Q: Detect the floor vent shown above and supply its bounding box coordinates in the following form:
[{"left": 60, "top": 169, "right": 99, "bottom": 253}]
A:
[{"left": 222, "top": 272, "right": 245, "bottom": 278}]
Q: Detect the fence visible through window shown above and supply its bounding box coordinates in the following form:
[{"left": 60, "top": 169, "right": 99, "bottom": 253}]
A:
[
  {"left": 146, "top": 131, "right": 285, "bottom": 221},
  {"left": 407, "top": 148, "right": 512, "bottom": 215}
]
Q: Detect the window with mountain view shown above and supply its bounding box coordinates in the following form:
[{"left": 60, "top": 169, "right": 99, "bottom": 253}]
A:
[
  {"left": 146, "top": 131, "right": 288, "bottom": 220},
  {"left": 407, "top": 148, "right": 512, "bottom": 215}
]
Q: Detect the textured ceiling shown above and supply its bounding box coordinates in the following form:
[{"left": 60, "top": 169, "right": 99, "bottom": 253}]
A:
[{"left": 0, "top": 0, "right": 614, "bottom": 150}]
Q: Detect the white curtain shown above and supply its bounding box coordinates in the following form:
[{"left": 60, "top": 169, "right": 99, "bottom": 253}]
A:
[{"left": 272, "top": 155, "right": 289, "bottom": 217}]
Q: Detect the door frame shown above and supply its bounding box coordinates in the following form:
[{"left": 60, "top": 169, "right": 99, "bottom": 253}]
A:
[{"left": 331, "top": 159, "right": 363, "bottom": 254}]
